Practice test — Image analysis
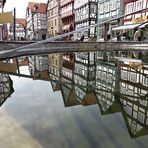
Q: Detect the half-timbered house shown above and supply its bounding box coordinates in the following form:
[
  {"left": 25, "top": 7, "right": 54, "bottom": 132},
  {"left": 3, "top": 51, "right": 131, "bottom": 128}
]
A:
[
  {"left": 47, "top": 0, "right": 61, "bottom": 36},
  {"left": 74, "top": 0, "right": 97, "bottom": 40},
  {"left": 74, "top": 51, "right": 96, "bottom": 105},
  {"left": 60, "top": 0, "right": 75, "bottom": 39},
  {"left": 26, "top": 2, "right": 47, "bottom": 40},
  {"left": 97, "top": 0, "right": 124, "bottom": 40},
  {"left": 95, "top": 61, "right": 120, "bottom": 114}
]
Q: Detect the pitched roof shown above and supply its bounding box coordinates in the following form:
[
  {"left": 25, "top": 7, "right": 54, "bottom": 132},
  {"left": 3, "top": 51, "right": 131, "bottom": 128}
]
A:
[
  {"left": 28, "top": 2, "right": 47, "bottom": 13},
  {"left": 16, "top": 18, "right": 26, "bottom": 27}
]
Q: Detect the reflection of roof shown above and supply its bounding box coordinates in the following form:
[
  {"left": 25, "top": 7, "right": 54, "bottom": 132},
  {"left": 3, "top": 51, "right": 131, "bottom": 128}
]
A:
[
  {"left": 16, "top": 18, "right": 26, "bottom": 27},
  {"left": 96, "top": 94, "right": 121, "bottom": 115},
  {"left": 121, "top": 109, "right": 148, "bottom": 138},
  {"left": 28, "top": 2, "right": 46, "bottom": 13},
  {"left": 81, "top": 92, "right": 97, "bottom": 106},
  {"left": 60, "top": 85, "right": 79, "bottom": 107},
  {"left": 50, "top": 81, "right": 61, "bottom": 92},
  {"left": 0, "top": 74, "right": 14, "bottom": 107}
]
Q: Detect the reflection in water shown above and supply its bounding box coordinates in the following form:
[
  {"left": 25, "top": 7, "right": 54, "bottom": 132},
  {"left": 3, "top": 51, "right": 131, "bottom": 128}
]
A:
[
  {"left": 95, "top": 61, "right": 120, "bottom": 114},
  {"left": 74, "top": 52, "right": 96, "bottom": 105},
  {"left": 0, "top": 73, "right": 14, "bottom": 106},
  {"left": 28, "top": 55, "right": 49, "bottom": 79},
  {"left": 119, "top": 59, "right": 148, "bottom": 138},
  {"left": 0, "top": 51, "right": 147, "bottom": 139}
]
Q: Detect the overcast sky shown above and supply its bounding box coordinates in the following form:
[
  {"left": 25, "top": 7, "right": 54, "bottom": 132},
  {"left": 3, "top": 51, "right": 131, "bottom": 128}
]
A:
[{"left": 4, "top": 0, "right": 47, "bottom": 18}]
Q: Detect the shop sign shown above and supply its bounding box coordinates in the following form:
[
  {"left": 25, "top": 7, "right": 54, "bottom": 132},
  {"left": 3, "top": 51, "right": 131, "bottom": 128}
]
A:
[{"left": 132, "top": 16, "right": 147, "bottom": 23}]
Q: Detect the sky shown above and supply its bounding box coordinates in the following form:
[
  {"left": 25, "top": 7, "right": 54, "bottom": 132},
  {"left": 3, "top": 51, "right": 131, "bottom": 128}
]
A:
[{"left": 4, "top": 0, "right": 47, "bottom": 18}]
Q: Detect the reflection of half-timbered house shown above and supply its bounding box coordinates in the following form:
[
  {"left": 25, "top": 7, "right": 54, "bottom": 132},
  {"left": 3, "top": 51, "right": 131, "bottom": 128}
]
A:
[
  {"left": 28, "top": 55, "right": 49, "bottom": 78},
  {"left": 60, "top": 52, "right": 79, "bottom": 107},
  {"left": 47, "top": 1, "right": 63, "bottom": 90},
  {"left": 74, "top": 0, "right": 97, "bottom": 40},
  {"left": 0, "top": 73, "right": 14, "bottom": 106},
  {"left": 48, "top": 53, "right": 62, "bottom": 91},
  {"left": 119, "top": 60, "right": 148, "bottom": 138},
  {"left": 95, "top": 61, "right": 120, "bottom": 114},
  {"left": 60, "top": 82, "right": 79, "bottom": 107},
  {"left": 61, "top": 52, "right": 74, "bottom": 89},
  {"left": 74, "top": 52, "right": 97, "bottom": 105}
]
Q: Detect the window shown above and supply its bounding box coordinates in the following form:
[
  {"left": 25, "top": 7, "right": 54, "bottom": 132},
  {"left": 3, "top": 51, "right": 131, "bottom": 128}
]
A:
[
  {"left": 136, "top": 0, "right": 142, "bottom": 11},
  {"left": 55, "top": 19, "right": 57, "bottom": 26},
  {"left": 130, "top": 72, "right": 136, "bottom": 82},
  {"left": 143, "top": 76, "right": 148, "bottom": 87},
  {"left": 105, "top": 1, "right": 110, "bottom": 13},
  {"left": 121, "top": 70, "right": 128, "bottom": 80},
  {"left": 110, "top": 0, "right": 116, "bottom": 11},
  {"left": 90, "top": 5, "right": 96, "bottom": 14},
  {"left": 127, "top": 3, "right": 133, "bottom": 14},
  {"left": 138, "top": 111, "right": 145, "bottom": 123}
]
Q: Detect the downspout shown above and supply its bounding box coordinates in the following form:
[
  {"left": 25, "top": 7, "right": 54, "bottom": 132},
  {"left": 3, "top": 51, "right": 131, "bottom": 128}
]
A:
[{"left": 96, "top": 0, "right": 100, "bottom": 41}]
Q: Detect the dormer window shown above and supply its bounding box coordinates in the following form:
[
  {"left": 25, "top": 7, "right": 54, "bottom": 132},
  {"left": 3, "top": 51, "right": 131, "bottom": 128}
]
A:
[
  {"left": 27, "top": 7, "right": 29, "bottom": 16},
  {"left": 34, "top": 4, "right": 39, "bottom": 12}
]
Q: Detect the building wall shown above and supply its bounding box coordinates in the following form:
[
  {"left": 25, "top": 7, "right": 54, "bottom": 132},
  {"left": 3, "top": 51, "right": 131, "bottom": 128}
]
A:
[
  {"left": 47, "top": 0, "right": 61, "bottom": 36},
  {"left": 0, "top": 0, "right": 7, "bottom": 40},
  {"left": 33, "top": 13, "right": 46, "bottom": 39},
  {"left": 74, "top": 0, "right": 97, "bottom": 40},
  {"left": 124, "top": 0, "right": 148, "bottom": 25},
  {"left": 60, "top": 0, "right": 75, "bottom": 36},
  {"left": 14, "top": 24, "right": 25, "bottom": 40},
  {"left": 26, "top": 8, "right": 34, "bottom": 39},
  {"left": 47, "top": 16, "right": 61, "bottom": 36},
  {"left": 26, "top": 3, "right": 47, "bottom": 40},
  {"left": 98, "top": 0, "right": 121, "bottom": 21},
  {"left": 97, "top": 0, "right": 123, "bottom": 39}
]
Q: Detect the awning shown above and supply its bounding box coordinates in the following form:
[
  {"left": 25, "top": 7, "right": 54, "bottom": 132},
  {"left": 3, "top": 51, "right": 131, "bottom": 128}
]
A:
[
  {"left": 139, "top": 22, "right": 148, "bottom": 28},
  {"left": 112, "top": 24, "right": 140, "bottom": 31}
]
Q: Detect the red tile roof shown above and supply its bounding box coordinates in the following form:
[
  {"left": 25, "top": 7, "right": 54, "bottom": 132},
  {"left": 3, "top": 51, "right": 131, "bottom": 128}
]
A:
[
  {"left": 28, "top": 2, "right": 47, "bottom": 13},
  {"left": 16, "top": 18, "right": 26, "bottom": 27}
]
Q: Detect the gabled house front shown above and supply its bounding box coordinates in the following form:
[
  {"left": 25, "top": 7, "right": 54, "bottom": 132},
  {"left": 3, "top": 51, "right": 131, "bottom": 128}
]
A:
[{"left": 26, "top": 2, "right": 47, "bottom": 40}]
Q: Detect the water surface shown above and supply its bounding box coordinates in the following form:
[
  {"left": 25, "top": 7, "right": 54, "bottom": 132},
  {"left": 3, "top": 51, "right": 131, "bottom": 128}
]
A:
[{"left": 0, "top": 51, "right": 147, "bottom": 148}]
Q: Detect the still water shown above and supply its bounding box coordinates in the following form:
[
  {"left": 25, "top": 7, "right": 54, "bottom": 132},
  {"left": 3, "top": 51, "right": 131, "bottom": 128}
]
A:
[{"left": 0, "top": 51, "right": 147, "bottom": 148}]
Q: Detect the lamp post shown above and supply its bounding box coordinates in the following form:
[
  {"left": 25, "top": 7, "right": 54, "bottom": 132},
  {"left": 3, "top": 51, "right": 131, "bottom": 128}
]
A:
[{"left": 13, "top": 7, "right": 16, "bottom": 40}]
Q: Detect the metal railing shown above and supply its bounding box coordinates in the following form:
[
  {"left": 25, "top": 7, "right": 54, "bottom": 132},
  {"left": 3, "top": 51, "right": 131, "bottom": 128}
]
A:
[{"left": 4, "top": 8, "right": 148, "bottom": 52}]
